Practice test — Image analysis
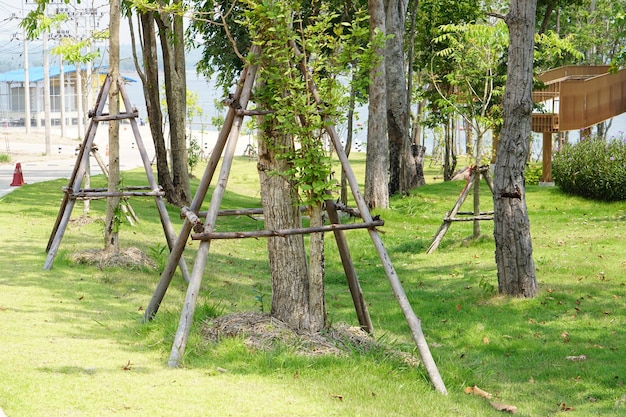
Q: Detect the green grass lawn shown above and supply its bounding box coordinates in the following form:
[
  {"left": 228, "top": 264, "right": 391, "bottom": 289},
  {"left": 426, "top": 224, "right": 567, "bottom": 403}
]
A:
[{"left": 0, "top": 153, "right": 624, "bottom": 416}]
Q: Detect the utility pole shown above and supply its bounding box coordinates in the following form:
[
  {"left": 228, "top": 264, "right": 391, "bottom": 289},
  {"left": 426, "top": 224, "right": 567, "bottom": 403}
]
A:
[
  {"left": 23, "top": 32, "right": 30, "bottom": 135},
  {"left": 43, "top": 30, "right": 52, "bottom": 155},
  {"left": 9, "top": 6, "right": 30, "bottom": 134}
]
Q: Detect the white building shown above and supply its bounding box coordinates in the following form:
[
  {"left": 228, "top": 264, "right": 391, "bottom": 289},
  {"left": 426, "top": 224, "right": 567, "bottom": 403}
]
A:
[{"left": 0, "top": 65, "right": 135, "bottom": 127}]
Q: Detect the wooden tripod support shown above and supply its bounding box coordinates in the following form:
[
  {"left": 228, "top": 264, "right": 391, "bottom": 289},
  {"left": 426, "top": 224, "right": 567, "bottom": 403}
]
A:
[
  {"left": 427, "top": 165, "right": 494, "bottom": 254},
  {"left": 143, "top": 46, "right": 447, "bottom": 394},
  {"left": 43, "top": 74, "right": 191, "bottom": 283}
]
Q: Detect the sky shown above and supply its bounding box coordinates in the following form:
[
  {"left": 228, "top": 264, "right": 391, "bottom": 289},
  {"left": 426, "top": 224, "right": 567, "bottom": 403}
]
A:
[
  {"left": 1, "top": 0, "right": 624, "bottom": 143},
  {"left": 0, "top": 0, "right": 130, "bottom": 67}
]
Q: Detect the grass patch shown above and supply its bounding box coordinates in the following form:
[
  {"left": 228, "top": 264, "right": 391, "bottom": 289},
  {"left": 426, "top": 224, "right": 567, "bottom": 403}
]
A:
[{"left": 0, "top": 153, "right": 625, "bottom": 416}]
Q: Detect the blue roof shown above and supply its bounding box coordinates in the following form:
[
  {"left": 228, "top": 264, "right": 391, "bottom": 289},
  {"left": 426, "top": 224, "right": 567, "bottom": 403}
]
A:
[{"left": 0, "top": 65, "right": 136, "bottom": 83}]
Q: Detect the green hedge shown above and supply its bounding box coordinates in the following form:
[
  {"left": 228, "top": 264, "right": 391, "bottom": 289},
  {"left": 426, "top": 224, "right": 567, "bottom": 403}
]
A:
[{"left": 552, "top": 136, "right": 626, "bottom": 201}]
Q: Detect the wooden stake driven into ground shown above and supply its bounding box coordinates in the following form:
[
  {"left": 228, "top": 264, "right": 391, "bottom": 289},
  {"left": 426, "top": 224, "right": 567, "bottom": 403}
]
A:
[
  {"left": 43, "top": 75, "right": 191, "bottom": 283},
  {"left": 143, "top": 46, "right": 447, "bottom": 395}
]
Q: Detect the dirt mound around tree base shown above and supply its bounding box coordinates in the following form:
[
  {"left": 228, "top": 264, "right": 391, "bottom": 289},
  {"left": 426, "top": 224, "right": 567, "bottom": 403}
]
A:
[
  {"left": 68, "top": 246, "right": 157, "bottom": 269},
  {"left": 201, "top": 311, "right": 421, "bottom": 366}
]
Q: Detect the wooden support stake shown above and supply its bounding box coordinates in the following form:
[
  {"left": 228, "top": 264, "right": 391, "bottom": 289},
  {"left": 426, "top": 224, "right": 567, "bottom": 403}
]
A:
[
  {"left": 45, "top": 75, "right": 190, "bottom": 283},
  {"left": 118, "top": 83, "right": 191, "bottom": 283},
  {"left": 191, "top": 220, "right": 384, "bottom": 240},
  {"left": 167, "top": 56, "right": 259, "bottom": 368},
  {"left": 143, "top": 50, "right": 255, "bottom": 323},
  {"left": 325, "top": 199, "right": 373, "bottom": 334},
  {"left": 426, "top": 171, "right": 476, "bottom": 254},
  {"left": 291, "top": 40, "right": 448, "bottom": 394}
]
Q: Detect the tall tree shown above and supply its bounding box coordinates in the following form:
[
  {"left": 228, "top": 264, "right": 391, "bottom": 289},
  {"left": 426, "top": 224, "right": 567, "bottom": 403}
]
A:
[
  {"left": 431, "top": 20, "right": 508, "bottom": 237},
  {"left": 190, "top": 0, "right": 372, "bottom": 331},
  {"left": 125, "top": 0, "right": 191, "bottom": 206},
  {"left": 155, "top": 1, "right": 190, "bottom": 205},
  {"left": 385, "top": 0, "right": 420, "bottom": 195},
  {"left": 412, "top": 0, "right": 482, "bottom": 181},
  {"left": 492, "top": 0, "right": 538, "bottom": 297},
  {"left": 128, "top": 9, "right": 178, "bottom": 205},
  {"left": 104, "top": 0, "right": 122, "bottom": 254},
  {"left": 364, "top": 0, "right": 389, "bottom": 208}
]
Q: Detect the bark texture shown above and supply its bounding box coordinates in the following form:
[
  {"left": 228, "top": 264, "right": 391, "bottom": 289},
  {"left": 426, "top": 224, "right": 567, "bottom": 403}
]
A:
[
  {"left": 156, "top": 3, "right": 190, "bottom": 206},
  {"left": 364, "top": 0, "right": 389, "bottom": 208},
  {"left": 136, "top": 13, "right": 177, "bottom": 203},
  {"left": 385, "top": 0, "right": 417, "bottom": 195},
  {"left": 307, "top": 204, "right": 326, "bottom": 332},
  {"left": 492, "top": 0, "right": 538, "bottom": 297},
  {"left": 104, "top": 0, "right": 121, "bottom": 254},
  {"left": 257, "top": 124, "right": 318, "bottom": 333}
]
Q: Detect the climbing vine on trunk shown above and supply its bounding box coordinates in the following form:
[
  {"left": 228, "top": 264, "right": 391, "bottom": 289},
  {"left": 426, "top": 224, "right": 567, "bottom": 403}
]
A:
[{"left": 240, "top": 0, "right": 376, "bottom": 331}]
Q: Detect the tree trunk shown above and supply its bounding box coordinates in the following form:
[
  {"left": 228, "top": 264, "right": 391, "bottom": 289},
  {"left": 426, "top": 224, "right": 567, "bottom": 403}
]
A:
[
  {"left": 473, "top": 130, "right": 484, "bottom": 238},
  {"left": 443, "top": 116, "right": 457, "bottom": 181},
  {"left": 156, "top": 5, "right": 190, "bottom": 206},
  {"left": 365, "top": 0, "right": 389, "bottom": 208},
  {"left": 134, "top": 12, "right": 178, "bottom": 204},
  {"left": 257, "top": 124, "right": 319, "bottom": 332},
  {"left": 104, "top": 0, "right": 121, "bottom": 254},
  {"left": 492, "top": 0, "right": 538, "bottom": 297},
  {"left": 385, "top": 0, "right": 415, "bottom": 195},
  {"left": 464, "top": 118, "right": 473, "bottom": 155},
  {"left": 538, "top": 0, "right": 556, "bottom": 34},
  {"left": 406, "top": 1, "right": 426, "bottom": 189},
  {"left": 307, "top": 203, "right": 326, "bottom": 332},
  {"left": 412, "top": 143, "right": 426, "bottom": 186}
]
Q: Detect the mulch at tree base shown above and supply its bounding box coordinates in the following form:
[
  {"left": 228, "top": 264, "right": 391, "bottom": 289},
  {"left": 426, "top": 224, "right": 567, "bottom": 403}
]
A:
[
  {"left": 201, "top": 311, "right": 421, "bottom": 367},
  {"left": 68, "top": 246, "right": 157, "bottom": 269}
]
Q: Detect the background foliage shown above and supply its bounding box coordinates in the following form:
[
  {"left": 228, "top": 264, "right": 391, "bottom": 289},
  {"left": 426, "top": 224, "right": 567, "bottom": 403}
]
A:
[{"left": 553, "top": 136, "right": 626, "bottom": 201}]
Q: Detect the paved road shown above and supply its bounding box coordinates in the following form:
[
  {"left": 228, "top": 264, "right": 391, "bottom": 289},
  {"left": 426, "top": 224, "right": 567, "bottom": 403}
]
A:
[
  {"left": 0, "top": 155, "right": 151, "bottom": 199},
  {"left": 1, "top": 126, "right": 249, "bottom": 199},
  {"left": 0, "top": 136, "right": 154, "bottom": 198}
]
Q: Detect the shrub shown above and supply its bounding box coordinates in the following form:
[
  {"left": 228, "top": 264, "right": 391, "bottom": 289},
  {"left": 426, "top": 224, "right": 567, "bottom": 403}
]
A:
[
  {"left": 0, "top": 154, "right": 10, "bottom": 163},
  {"left": 552, "top": 135, "right": 626, "bottom": 201},
  {"left": 187, "top": 137, "right": 201, "bottom": 175},
  {"left": 524, "top": 164, "right": 542, "bottom": 186}
]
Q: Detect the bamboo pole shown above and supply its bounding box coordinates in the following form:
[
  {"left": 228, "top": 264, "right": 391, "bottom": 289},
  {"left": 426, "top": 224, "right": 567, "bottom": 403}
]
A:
[
  {"left": 90, "top": 146, "right": 110, "bottom": 177},
  {"left": 191, "top": 220, "right": 384, "bottom": 240},
  {"left": 119, "top": 82, "right": 191, "bottom": 284},
  {"left": 447, "top": 215, "right": 494, "bottom": 222},
  {"left": 426, "top": 172, "right": 475, "bottom": 254},
  {"left": 66, "top": 191, "right": 165, "bottom": 199},
  {"left": 291, "top": 40, "right": 448, "bottom": 394},
  {"left": 64, "top": 185, "right": 153, "bottom": 192},
  {"left": 143, "top": 50, "right": 256, "bottom": 322},
  {"left": 167, "top": 58, "right": 259, "bottom": 368},
  {"left": 190, "top": 204, "right": 360, "bottom": 219},
  {"left": 325, "top": 199, "right": 373, "bottom": 334}
]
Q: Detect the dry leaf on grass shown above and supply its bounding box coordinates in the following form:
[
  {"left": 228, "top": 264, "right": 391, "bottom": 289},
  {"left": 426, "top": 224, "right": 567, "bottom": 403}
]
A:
[
  {"left": 491, "top": 402, "right": 517, "bottom": 413},
  {"left": 566, "top": 355, "right": 587, "bottom": 361},
  {"left": 464, "top": 385, "right": 492, "bottom": 399}
]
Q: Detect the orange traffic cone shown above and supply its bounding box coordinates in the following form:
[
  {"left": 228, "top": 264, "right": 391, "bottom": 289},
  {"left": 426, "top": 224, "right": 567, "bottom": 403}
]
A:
[{"left": 10, "top": 162, "right": 25, "bottom": 187}]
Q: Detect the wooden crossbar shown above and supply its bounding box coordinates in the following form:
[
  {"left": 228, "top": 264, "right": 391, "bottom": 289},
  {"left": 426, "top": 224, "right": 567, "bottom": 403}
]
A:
[
  {"left": 191, "top": 219, "right": 384, "bottom": 241},
  {"left": 67, "top": 190, "right": 165, "bottom": 200}
]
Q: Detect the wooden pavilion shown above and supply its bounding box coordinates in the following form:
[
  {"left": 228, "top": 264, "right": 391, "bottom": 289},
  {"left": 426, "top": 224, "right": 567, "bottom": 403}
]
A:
[{"left": 532, "top": 65, "right": 626, "bottom": 183}]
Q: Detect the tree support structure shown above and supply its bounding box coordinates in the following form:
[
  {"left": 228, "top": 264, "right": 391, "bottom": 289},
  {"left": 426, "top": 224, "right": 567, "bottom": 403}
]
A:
[
  {"left": 143, "top": 46, "right": 447, "bottom": 394},
  {"left": 43, "top": 74, "right": 191, "bottom": 283},
  {"left": 427, "top": 165, "right": 494, "bottom": 254}
]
